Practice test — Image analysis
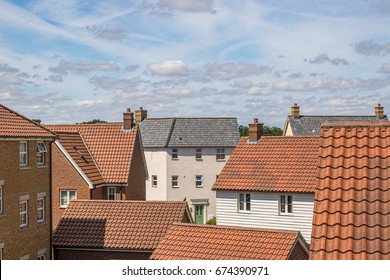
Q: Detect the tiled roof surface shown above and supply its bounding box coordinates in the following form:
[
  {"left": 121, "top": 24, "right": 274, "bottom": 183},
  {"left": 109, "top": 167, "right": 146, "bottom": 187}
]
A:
[
  {"left": 150, "top": 224, "right": 305, "bottom": 260},
  {"left": 46, "top": 123, "right": 138, "bottom": 184},
  {"left": 310, "top": 122, "right": 390, "bottom": 260},
  {"left": 287, "top": 115, "right": 387, "bottom": 136},
  {"left": 0, "top": 104, "right": 56, "bottom": 138},
  {"left": 56, "top": 132, "right": 105, "bottom": 186},
  {"left": 139, "top": 118, "right": 240, "bottom": 148},
  {"left": 213, "top": 136, "right": 320, "bottom": 192},
  {"left": 53, "top": 200, "right": 189, "bottom": 250}
]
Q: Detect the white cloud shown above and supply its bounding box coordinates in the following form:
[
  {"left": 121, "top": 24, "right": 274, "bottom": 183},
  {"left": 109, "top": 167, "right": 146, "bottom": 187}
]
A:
[
  {"left": 86, "top": 25, "right": 128, "bottom": 41},
  {"left": 378, "top": 63, "right": 390, "bottom": 73},
  {"left": 49, "top": 60, "right": 120, "bottom": 75},
  {"left": 353, "top": 40, "right": 390, "bottom": 56},
  {"left": 308, "top": 53, "right": 349, "bottom": 65},
  {"left": 149, "top": 60, "right": 189, "bottom": 76},
  {"left": 203, "top": 63, "right": 272, "bottom": 81},
  {"left": 75, "top": 100, "right": 104, "bottom": 108},
  {"left": 158, "top": 0, "right": 215, "bottom": 13}
]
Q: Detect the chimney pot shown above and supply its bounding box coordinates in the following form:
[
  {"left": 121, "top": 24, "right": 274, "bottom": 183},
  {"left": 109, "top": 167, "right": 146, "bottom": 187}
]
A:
[
  {"left": 375, "top": 103, "right": 384, "bottom": 119},
  {"left": 248, "top": 118, "right": 263, "bottom": 142},
  {"left": 291, "top": 103, "right": 300, "bottom": 119}
]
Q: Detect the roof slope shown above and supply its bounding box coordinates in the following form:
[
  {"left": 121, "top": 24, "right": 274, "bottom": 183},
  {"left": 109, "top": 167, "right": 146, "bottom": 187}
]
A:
[
  {"left": 0, "top": 104, "right": 56, "bottom": 138},
  {"left": 150, "top": 224, "right": 307, "bottom": 260},
  {"left": 139, "top": 118, "right": 240, "bottom": 148},
  {"left": 53, "top": 200, "right": 189, "bottom": 250},
  {"left": 55, "top": 132, "right": 105, "bottom": 186},
  {"left": 46, "top": 123, "right": 138, "bottom": 184},
  {"left": 287, "top": 115, "right": 387, "bottom": 136},
  {"left": 213, "top": 136, "right": 320, "bottom": 193},
  {"left": 310, "top": 121, "right": 390, "bottom": 260}
]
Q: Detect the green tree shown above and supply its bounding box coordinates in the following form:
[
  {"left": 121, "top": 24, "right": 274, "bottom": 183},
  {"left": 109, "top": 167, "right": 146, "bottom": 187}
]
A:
[
  {"left": 239, "top": 125, "right": 283, "bottom": 137},
  {"left": 80, "top": 119, "right": 107, "bottom": 124},
  {"left": 32, "top": 119, "right": 42, "bottom": 124}
]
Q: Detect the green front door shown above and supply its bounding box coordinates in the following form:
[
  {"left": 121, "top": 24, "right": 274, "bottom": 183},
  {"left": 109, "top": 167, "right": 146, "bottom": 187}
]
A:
[{"left": 195, "top": 205, "right": 204, "bottom": 224}]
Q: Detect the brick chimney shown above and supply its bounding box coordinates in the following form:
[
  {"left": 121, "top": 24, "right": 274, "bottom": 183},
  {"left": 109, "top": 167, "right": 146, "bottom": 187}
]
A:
[
  {"left": 248, "top": 118, "right": 263, "bottom": 142},
  {"left": 375, "top": 103, "right": 384, "bottom": 119},
  {"left": 135, "top": 107, "right": 147, "bottom": 123},
  {"left": 123, "top": 108, "right": 134, "bottom": 130},
  {"left": 291, "top": 103, "right": 300, "bottom": 119}
]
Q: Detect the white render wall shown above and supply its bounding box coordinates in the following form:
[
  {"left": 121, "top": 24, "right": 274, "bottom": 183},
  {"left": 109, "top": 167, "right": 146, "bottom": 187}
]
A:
[
  {"left": 216, "top": 190, "right": 315, "bottom": 243},
  {"left": 145, "top": 148, "right": 168, "bottom": 201}
]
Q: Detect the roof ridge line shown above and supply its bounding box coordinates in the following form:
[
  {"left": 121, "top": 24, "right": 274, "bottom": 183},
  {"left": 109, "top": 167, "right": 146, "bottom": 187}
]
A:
[{"left": 70, "top": 199, "right": 186, "bottom": 204}]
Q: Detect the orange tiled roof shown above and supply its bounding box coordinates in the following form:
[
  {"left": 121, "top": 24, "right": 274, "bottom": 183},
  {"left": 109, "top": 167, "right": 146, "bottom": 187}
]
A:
[
  {"left": 53, "top": 200, "right": 190, "bottom": 250},
  {"left": 56, "top": 132, "right": 105, "bottom": 186},
  {"left": 0, "top": 104, "right": 56, "bottom": 138},
  {"left": 46, "top": 123, "right": 138, "bottom": 184},
  {"left": 310, "top": 121, "right": 390, "bottom": 260},
  {"left": 213, "top": 136, "right": 320, "bottom": 193},
  {"left": 150, "top": 223, "right": 308, "bottom": 260}
]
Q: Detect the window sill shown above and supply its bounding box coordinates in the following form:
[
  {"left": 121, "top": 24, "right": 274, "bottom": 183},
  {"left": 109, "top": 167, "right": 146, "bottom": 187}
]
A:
[
  {"left": 196, "top": 186, "right": 203, "bottom": 188},
  {"left": 0, "top": 213, "right": 5, "bottom": 218},
  {"left": 238, "top": 211, "right": 251, "bottom": 214},
  {"left": 19, "top": 166, "right": 31, "bottom": 170},
  {"left": 279, "top": 213, "right": 294, "bottom": 216},
  {"left": 37, "top": 221, "right": 47, "bottom": 226},
  {"left": 37, "top": 165, "right": 48, "bottom": 169},
  {"left": 172, "top": 186, "right": 179, "bottom": 189},
  {"left": 19, "top": 225, "right": 29, "bottom": 231},
  {"left": 216, "top": 159, "right": 226, "bottom": 162},
  {"left": 171, "top": 158, "right": 179, "bottom": 161},
  {"left": 196, "top": 158, "right": 203, "bottom": 161}
]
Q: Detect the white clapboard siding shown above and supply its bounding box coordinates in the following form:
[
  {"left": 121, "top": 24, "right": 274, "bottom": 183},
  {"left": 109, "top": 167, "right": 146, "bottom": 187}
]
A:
[{"left": 216, "top": 191, "right": 315, "bottom": 243}]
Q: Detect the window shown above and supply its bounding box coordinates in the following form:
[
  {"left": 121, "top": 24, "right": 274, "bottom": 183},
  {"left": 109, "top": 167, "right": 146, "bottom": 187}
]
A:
[
  {"left": 195, "top": 148, "right": 202, "bottom": 160},
  {"left": 195, "top": 175, "right": 203, "bottom": 187},
  {"left": 152, "top": 175, "right": 158, "bottom": 188},
  {"left": 37, "top": 142, "right": 47, "bottom": 165},
  {"left": 20, "top": 200, "right": 28, "bottom": 227},
  {"left": 108, "top": 187, "right": 116, "bottom": 200},
  {"left": 37, "top": 197, "right": 45, "bottom": 223},
  {"left": 172, "top": 176, "right": 179, "bottom": 188},
  {"left": 172, "top": 148, "right": 178, "bottom": 159},
  {"left": 60, "top": 190, "right": 76, "bottom": 208},
  {"left": 216, "top": 148, "right": 225, "bottom": 161},
  {"left": 0, "top": 243, "right": 3, "bottom": 260},
  {"left": 280, "top": 195, "right": 293, "bottom": 214},
  {"left": 20, "top": 142, "right": 28, "bottom": 167},
  {"left": 0, "top": 183, "right": 3, "bottom": 214},
  {"left": 238, "top": 193, "right": 251, "bottom": 212}
]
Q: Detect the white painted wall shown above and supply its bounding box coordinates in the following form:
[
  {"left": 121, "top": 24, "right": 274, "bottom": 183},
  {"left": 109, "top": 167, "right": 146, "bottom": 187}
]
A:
[
  {"left": 145, "top": 148, "right": 168, "bottom": 200},
  {"left": 216, "top": 190, "right": 315, "bottom": 243}
]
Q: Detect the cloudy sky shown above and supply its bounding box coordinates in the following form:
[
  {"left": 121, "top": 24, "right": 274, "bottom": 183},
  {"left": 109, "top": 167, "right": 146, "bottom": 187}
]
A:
[{"left": 0, "top": 0, "right": 389, "bottom": 127}]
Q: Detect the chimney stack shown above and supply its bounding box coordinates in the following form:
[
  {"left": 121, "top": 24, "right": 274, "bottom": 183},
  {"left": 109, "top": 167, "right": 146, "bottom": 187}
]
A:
[
  {"left": 375, "top": 104, "right": 384, "bottom": 119},
  {"left": 291, "top": 103, "right": 300, "bottom": 119},
  {"left": 135, "top": 107, "right": 147, "bottom": 123},
  {"left": 248, "top": 118, "right": 263, "bottom": 142},
  {"left": 123, "top": 108, "right": 134, "bottom": 130}
]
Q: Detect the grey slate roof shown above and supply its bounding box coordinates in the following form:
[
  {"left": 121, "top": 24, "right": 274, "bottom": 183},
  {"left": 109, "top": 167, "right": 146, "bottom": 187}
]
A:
[
  {"left": 139, "top": 118, "right": 240, "bottom": 148},
  {"left": 286, "top": 115, "right": 388, "bottom": 135}
]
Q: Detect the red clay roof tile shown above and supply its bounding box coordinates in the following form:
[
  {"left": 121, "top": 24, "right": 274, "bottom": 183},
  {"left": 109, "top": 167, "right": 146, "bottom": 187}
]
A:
[
  {"left": 213, "top": 136, "right": 320, "bottom": 193},
  {"left": 310, "top": 121, "right": 390, "bottom": 260}
]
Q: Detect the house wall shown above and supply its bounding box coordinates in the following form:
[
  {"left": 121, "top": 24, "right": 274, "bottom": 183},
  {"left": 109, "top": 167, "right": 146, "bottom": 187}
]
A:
[
  {"left": 52, "top": 144, "right": 90, "bottom": 230},
  {"left": 0, "top": 140, "right": 52, "bottom": 260},
  {"left": 55, "top": 248, "right": 151, "bottom": 260},
  {"left": 284, "top": 122, "right": 293, "bottom": 136},
  {"left": 216, "top": 191, "right": 315, "bottom": 242},
  {"left": 288, "top": 241, "right": 309, "bottom": 260},
  {"left": 145, "top": 148, "right": 168, "bottom": 200},
  {"left": 167, "top": 147, "right": 234, "bottom": 223},
  {"left": 126, "top": 136, "right": 146, "bottom": 200}
]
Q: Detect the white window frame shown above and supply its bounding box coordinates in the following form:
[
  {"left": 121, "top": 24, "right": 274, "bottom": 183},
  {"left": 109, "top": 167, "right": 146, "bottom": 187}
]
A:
[
  {"left": 20, "top": 142, "right": 28, "bottom": 167},
  {"left": 107, "top": 187, "right": 116, "bottom": 200},
  {"left": 60, "top": 190, "right": 76, "bottom": 208},
  {"left": 195, "top": 175, "right": 203, "bottom": 188},
  {"left": 0, "top": 243, "right": 4, "bottom": 260},
  {"left": 195, "top": 148, "right": 202, "bottom": 160},
  {"left": 0, "top": 182, "right": 3, "bottom": 214},
  {"left": 238, "top": 193, "right": 251, "bottom": 213},
  {"left": 171, "top": 148, "right": 178, "bottom": 159},
  {"left": 37, "top": 142, "right": 47, "bottom": 166},
  {"left": 152, "top": 175, "right": 158, "bottom": 188},
  {"left": 20, "top": 200, "right": 28, "bottom": 228},
  {"left": 171, "top": 175, "right": 179, "bottom": 188},
  {"left": 216, "top": 148, "right": 225, "bottom": 161},
  {"left": 37, "top": 197, "right": 45, "bottom": 223},
  {"left": 280, "top": 194, "right": 293, "bottom": 215}
]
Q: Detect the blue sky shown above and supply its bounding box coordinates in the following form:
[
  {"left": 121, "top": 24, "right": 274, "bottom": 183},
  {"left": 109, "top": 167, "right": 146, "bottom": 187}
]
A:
[{"left": 0, "top": 0, "right": 389, "bottom": 127}]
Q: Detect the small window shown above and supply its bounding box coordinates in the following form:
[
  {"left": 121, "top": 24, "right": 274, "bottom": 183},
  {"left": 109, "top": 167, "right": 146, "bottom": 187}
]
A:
[
  {"left": 0, "top": 184, "right": 3, "bottom": 214},
  {"left": 195, "top": 148, "right": 202, "bottom": 160},
  {"left": 216, "top": 148, "right": 225, "bottom": 161},
  {"left": 152, "top": 175, "right": 158, "bottom": 188},
  {"left": 60, "top": 190, "right": 76, "bottom": 208},
  {"left": 108, "top": 187, "right": 116, "bottom": 200},
  {"left": 280, "top": 195, "right": 293, "bottom": 214},
  {"left": 238, "top": 193, "right": 251, "bottom": 212},
  {"left": 20, "top": 142, "right": 28, "bottom": 167},
  {"left": 37, "top": 197, "right": 45, "bottom": 223},
  {"left": 37, "top": 142, "right": 47, "bottom": 165},
  {"left": 172, "top": 148, "right": 178, "bottom": 159},
  {"left": 172, "top": 176, "right": 179, "bottom": 188},
  {"left": 20, "top": 200, "right": 28, "bottom": 227},
  {"left": 195, "top": 175, "right": 203, "bottom": 187}
]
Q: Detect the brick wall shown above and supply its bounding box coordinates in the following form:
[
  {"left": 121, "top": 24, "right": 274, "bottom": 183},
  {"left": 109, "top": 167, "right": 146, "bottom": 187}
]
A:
[
  {"left": 52, "top": 144, "right": 90, "bottom": 230},
  {"left": 288, "top": 240, "right": 309, "bottom": 260},
  {"left": 126, "top": 134, "right": 146, "bottom": 200},
  {"left": 0, "top": 140, "right": 52, "bottom": 260},
  {"left": 55, "top": 248, "right": 152, "bottom": 260}
]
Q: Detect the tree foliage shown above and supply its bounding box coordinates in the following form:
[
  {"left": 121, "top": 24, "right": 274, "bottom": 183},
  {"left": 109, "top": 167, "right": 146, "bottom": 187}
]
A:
[
  {"left": 80, "top": 119, "right": 107, "bottom": 124},
  {"left": 239, "top": 125, "right": 283, "bottom": 137}
]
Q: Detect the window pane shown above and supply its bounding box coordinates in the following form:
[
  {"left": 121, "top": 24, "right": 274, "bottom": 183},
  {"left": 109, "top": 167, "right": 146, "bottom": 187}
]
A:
[
  {"left": 288, "top": 204, "right": 293, "bottom": 213},
  {"left": 69, "top": 191, "right": 76, "bottom": 200},
  {"left": 20, "top": 143, "right": 27, "bottom": 152}
]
